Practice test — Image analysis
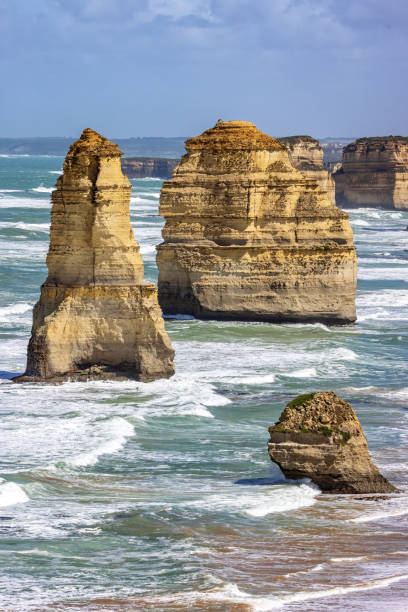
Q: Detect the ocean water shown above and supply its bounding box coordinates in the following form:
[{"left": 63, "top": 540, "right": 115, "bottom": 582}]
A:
[{"left": 0, "top": 155, "right": 407, "bottom": 611}]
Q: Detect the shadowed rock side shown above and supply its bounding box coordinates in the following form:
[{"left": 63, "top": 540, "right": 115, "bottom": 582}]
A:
[
  {"left": 334, "top": 136, "right": 408, "bottom": 209},
  {"left": 268, "top": 392, "right": 397, "bottom": 494},
  {"left": 278, "top": 135, "right": 335, "bottom": 204},
  {"left": 15, "top": 129, "right": 174, "bottom": 383},
  {"left": 157, "top": 120, "right": 357, "bottom": 324}
]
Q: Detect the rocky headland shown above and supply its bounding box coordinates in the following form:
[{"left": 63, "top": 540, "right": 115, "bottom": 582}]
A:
[
  {"left": 15, "top": 129, "right": 174, "bottom": 383},
  {"left": 268, "top": 391, "right": 397, "bottom": 494},
  {"left": 122, "top": 157, "right": 179, "bottom": 179},
  {"left": 157, "top": 120, "right": 357, "bottom": 324},
  {"left": 334, "top": 136, "right": 408, "bottom": 209},
  {"left": 279, "top": 135, "right": 335, "bottom": 204}
]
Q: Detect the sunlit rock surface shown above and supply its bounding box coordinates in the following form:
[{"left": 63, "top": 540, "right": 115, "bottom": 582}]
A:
[
  {"left": 157, "top": 120, "right": 357, "bottom": 324},
  {"left": 268, "top": 391, "right": 398, "bottom": 494},
  {"left": 334, "top": 136, "right": 408, "bottom": 210},
  {"left": 16, "top": 129, "right": 174, "bottom": 383},
  {"left": 279, "top": 135, "right": 335, "bottom": 204}
]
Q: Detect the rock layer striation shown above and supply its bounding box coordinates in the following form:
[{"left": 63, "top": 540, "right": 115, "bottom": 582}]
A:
[
  {"left": 334, "top": 136, "right": 408, "bottom": 209},
  {"left": 157, "top": 120, "right": 357, "bottom": 324},
  {"left": 268, "top": 391, "right": 397, "bottom": 493},
  {"left": 16, "top": 129, "right": 174, "bottom": 383},
  {"left": 279, "top": 136, "right": 335, "bottom": 204}
]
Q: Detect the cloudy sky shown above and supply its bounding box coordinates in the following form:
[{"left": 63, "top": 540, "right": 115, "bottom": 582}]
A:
[{"left": 1, "top": 0, "right": 407, "bottom": 138}]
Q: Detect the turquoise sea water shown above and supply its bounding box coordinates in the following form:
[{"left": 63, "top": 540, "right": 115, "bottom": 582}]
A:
[{"left": 0, "top": 155, "right": 407, "bottom": 611}]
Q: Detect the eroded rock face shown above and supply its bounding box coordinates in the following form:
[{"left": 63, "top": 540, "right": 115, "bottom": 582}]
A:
[
  {"left": 279, "top": 136, "right": 335, "bottom": 204},
  {"left": 157, "top": 120, "right": 357, "bottom": 324},
  {"left": 334, "top": 137, "right": 408, "bottom": 209},
  {"left": 268, "top": 392, "right": 397, "bottom": 494},
  {"left": 16, "top": 129, "right": 174, "bottom": 383}
]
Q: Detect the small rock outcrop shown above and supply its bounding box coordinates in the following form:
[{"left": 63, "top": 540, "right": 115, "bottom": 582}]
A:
[
  {"left": 121, "top": 157, "right": 179, "bottom": 179},
  {"left": 279, "top": 136, "right": 335, "bottom": 204},
  {"left": 268, "top": 392, "right": 397, "bottom": 494},
  {"left": 157, "top": 120, "right": 357, "bottom": 324},
  {"left": 334, "top": 136, "right": 408, "bottom": 209},
  {"left": 15, "top": 129, "right": 174, "bottom": 383}
]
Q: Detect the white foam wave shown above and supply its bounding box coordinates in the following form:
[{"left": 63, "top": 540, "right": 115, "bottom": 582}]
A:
[
  {"left": 0, "top": 302, "right": 33, "bottom": 322},
  {"left": 283, "top": 367, "right": 317, "bottom": 378},
  {"left": 229, "top": 373, "right": 276, "bottom": 385},
  {"left": 0, "top": 154, "right": 29, "bottom": 158},
  {"left": 358, "top": 267, "right": 408, "bottom": 282},
  {"left": 350, "top": 505, "right": 408, "bottom": 523},
  {"left": 331, "top": 551, "right": 408, "bottom": 564},
  {"left": 31, "top": 186, "right": 53, "bottom": 193},
  {"left": 134, "top": 191, "right": 160, "bottom": 199},
  {"left": 48, "top": 170, "right": 62, "bottom": 174},
  {"left": 356, "top": 289, "right": 408, "bottom": 308},
  {"left": 15, "top": 549, "right": 52, "bottom": 557},
  {"left": 358, "top": 309, "right": 394, "bottom": 322},
  {"left": 130, "top": 196, "right": 159, "bottom": 206},
  {"left": 331, "top": 555, "right": 368, "bottom": 563},
  {"left": 379, "top": 387, "right": 408, "bottom": 400},
  {"left": 139, "top": 244, "right": 156, "bottom": 255},
  {"left": 0, "top": 189, "right": 21, "bottom": 193},
  {"left": 345, "top": 207, "right": 403, "bottom": 218},
  {"left": 203, "top": 573, "right": 408, "bottom": 610},
  {"left": 0, "top": 196, "right": 50, "bottom": 209},
  {"left": 245, "top": 483, "right": 319, "bottom": 517},
  {"left": 0, "top": 221, "right": 49, "bottom": 233},
  {"left": 65, "top": 417, "right": 134, "bottom": 467},
  {"left": 135, "top": 374, "right": 230, "bottom": 416},
  {"left": 351, "top": 219, "right": 369, "bottom": 226},
  {"left": 360, "top": 257, "right": 407, "bottom": 264},
  {"left": 332, "top": 347, "right": 357, "bottom": 360},
  {"left": 282, "top": 563, "right": 324, "bottom": 578},
  {"left": 0, "top": 479, "right": 29, "bottom": 507}
]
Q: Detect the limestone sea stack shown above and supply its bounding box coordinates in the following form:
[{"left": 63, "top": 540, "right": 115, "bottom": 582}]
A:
[
  {"left": 157, "top": 120, "right": 357, "bottom": 324},
  {"left": 268, "top": 392, "right": 397, "bottom": 494},
  {"left": 334, "top": 136, "right": 408, "bottom": 209},
  {"left": 278, "top": 135, "right": 335, "bottom": 204},
  {"left": 16, "top": 129, "right": 174, "bottom": 383}
]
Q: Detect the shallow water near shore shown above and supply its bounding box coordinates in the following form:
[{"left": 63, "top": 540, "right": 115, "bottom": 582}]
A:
[{"left": 0, "top": 155, "right": 407, "bottom": 611}]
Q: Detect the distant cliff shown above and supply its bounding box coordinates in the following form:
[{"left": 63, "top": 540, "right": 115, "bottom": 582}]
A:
[
  {"left": 0, "top": 136, "right": 187, "bottom": 158},
  {"left": 279, "top": 135, "right": 335, "bottom": 204},
  {"left": 122, "top": 157, "right": 179, "bottom": 179},
  {"left": 334, "top": 136, "right": 408, "bottom": 209}
]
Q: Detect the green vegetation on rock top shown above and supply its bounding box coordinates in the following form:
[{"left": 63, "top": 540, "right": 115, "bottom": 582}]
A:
[{"left": 286, "top": 392, "right": 316, "bottom": 409}]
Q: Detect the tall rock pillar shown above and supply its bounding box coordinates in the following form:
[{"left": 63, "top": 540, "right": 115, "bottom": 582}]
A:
[{"left": 17, "top": 129, "right": 174, "bottom": 382}]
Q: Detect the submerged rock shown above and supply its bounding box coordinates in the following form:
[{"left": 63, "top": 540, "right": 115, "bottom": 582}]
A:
[
  {"left": 334, "top": 136, "right": 408, "bottom": 209},
  {"left": 278, "top": 135, "right": 335, "bottom": 204},
  {"left": 157, "top": 120, "right": 357, "bottom": 324},
  {"left": 267, "top": 391, "right": 397, "bottom": 494},
  {"left": 15, "top": 129, "right": 174, "bottom": 383}
]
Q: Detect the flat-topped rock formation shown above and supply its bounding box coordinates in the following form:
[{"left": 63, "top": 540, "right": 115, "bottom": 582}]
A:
[
  {"left": 279, "top": 135, "right": 335, "bottom": 204},
  {"left": 122, "top": 157, "right": 179, "bottom": 179},
  {"left": 157, "top": 120, "right": 357, "bottom": 324},
  {"left": 268, "top": 391, "right": 397, "bottom": 494},
  {"left": 334, "top": 136, "right": 408, "bottom": 209},
  {"left": 15, "top": 129, "right": 174, "bottom": 383}
]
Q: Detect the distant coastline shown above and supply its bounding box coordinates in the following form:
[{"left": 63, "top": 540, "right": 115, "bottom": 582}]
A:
[
  {"left": 0, "top": 136, "right": 354, "bottom": 163},
  {"left": 0, "top": 136, "right": 188, "bottom": 158}
]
